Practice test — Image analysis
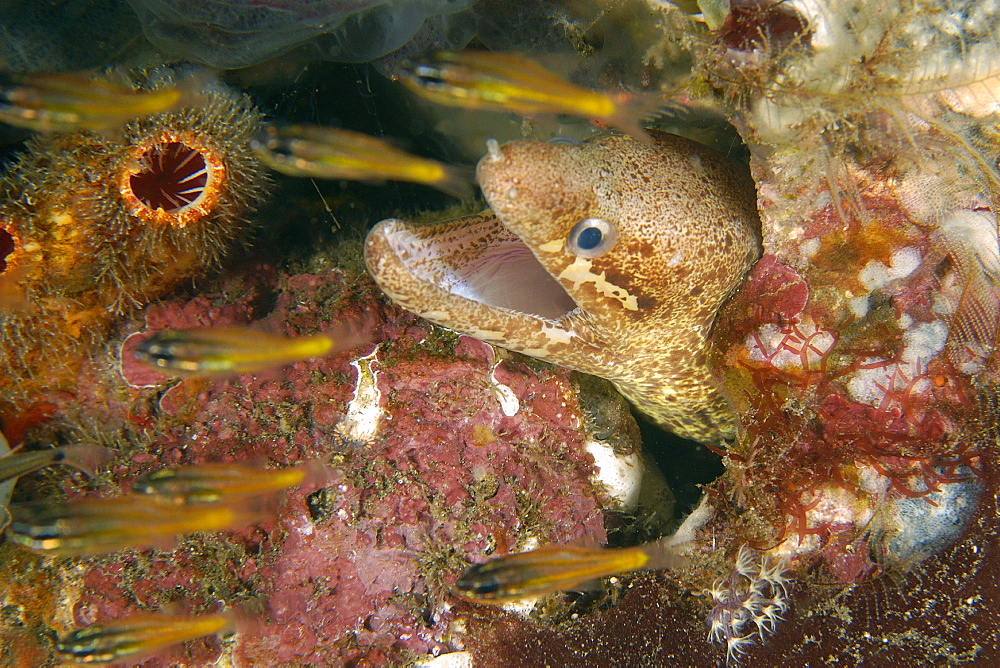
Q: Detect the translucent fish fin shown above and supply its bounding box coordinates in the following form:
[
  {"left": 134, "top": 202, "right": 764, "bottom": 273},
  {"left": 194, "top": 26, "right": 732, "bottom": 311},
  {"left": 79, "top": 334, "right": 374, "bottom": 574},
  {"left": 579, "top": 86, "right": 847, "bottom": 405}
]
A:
[
  {"left": 947, "top": 263, "right": 1000, "bottom": 373},
  {"left": 434, "top": 163, "right": 477, "bottom": 199},
  {"left": 938, "top": 210, "right": 1000, "bottom": 374},
  {"left": 642, "top": 534, "right": 692, "bottom": 571},
  {"left": 57, "top": 444, "right": 115, "bottom": 478},
  {"left": 572, "top": 577, "right": 606, "bottom": 593},
  {"left": 604, "top": 90, "right": 661, "bottom": 146}
]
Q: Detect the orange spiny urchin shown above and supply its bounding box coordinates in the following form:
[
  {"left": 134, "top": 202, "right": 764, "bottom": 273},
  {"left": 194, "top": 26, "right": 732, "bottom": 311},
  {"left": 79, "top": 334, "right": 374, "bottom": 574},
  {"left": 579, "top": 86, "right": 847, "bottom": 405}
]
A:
[{"left": 0, "top": 72, "right": 270, "bottom": 413}]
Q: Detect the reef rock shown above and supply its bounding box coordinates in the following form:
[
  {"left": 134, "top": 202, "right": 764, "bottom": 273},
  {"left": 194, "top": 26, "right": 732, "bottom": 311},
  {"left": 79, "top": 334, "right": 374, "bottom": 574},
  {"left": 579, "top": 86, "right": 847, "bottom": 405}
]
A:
[{"left": 0, "top": 262, "right": 655, "bottom": 665}]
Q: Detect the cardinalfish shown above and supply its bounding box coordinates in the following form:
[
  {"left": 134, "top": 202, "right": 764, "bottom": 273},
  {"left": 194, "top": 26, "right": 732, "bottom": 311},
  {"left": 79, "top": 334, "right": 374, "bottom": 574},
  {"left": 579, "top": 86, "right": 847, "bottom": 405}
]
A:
[
  {"left": 1, "top": 443, "right": 112, "bottom": 533},
  {"left": 398, "top": 51, "right": 660, "bottom": 144},
  {"left": 455, "top": 540, "right": 688, "bottom": 604},
  {"left": 7, "top": 493, "right": 264, "bottom": 556},
  {"left": 133, "top": 321, "right": 370, "bottom": 377},
  {"left": 133, "top": 459, "right": 330, "bottom": 505},
  {"left": 56, "top": 610, "right": 236, "bottom": 664},
  {"left": 0, "top": 443, "right": 112, "bottom": 486},
  {"left": 0, "top": 70, "right": 209, "bottom": 134},
  {"left": 251, "top": 124, "right": 475, "bottom": 198}
]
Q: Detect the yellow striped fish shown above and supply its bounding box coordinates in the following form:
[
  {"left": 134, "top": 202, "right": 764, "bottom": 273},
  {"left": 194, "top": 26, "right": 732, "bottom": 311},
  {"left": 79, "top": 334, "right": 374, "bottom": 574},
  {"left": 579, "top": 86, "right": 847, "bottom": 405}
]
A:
[
  {"left": 133, "top": 460, "right": 329, "bottom": 505},
  {"left": 399, "top": 51, "right": 660, "bottom": 144},
  {"left": 252, "top": 124, "right": 474, "bottom": 198},
  {"left": 0, "top": 444, "right": 112, "bottom": 485},
  {"left": 0, "top": 71, "right": 208, "bottom": 134},
  {"left": 55, "top": 611, "right": 236, "bottom": 664},
  {"left": 133, "top": 322, "right": 369, "bottom": 377},
  {"left": 7, "top": 494, "right": 262, "bottom": 556},
  {"left": 455, "top": 540, "right": 687, "bottom": 604}
]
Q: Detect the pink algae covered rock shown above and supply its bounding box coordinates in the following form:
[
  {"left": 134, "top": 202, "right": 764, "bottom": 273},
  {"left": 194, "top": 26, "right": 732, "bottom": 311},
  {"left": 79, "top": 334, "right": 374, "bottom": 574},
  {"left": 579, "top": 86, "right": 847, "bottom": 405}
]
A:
[
  {"left": 40, "top": 264, "right": 612, "bottom": 665},
  {"left": 234, "top": 332, "right": 608, "bottom": 663}
]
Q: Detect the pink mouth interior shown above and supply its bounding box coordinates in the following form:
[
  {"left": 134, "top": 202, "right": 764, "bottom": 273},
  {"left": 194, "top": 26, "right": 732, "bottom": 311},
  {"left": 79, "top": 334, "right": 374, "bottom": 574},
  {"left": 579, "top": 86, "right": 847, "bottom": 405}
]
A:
[{"left": 384, "top": 218, "right": 577, "bottom": 321}]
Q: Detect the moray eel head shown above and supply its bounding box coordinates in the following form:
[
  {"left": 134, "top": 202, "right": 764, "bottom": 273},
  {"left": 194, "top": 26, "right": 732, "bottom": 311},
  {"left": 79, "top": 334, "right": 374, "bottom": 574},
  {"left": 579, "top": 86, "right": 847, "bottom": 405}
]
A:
[{"left": 365, "top": 131, "right": 761, "bottom": 442}]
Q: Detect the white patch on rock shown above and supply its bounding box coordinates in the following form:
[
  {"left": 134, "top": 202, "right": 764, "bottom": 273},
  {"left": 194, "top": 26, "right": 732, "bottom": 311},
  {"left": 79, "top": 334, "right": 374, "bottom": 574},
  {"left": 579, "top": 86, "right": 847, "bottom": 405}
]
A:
[
  {"left": 585, "top": 439, "right": 642, "bottom": 510},
  {"left": 338, "top": 345, "right": 385, "bottom": 442},
  {"left": 877, "top": 468, "right": 983, "bottom": 566},
  {"left": 848, "top": 295, "right": 870, "bottom": 318},
  {"left": 771, "top": 468, "right": 889, "bottom": 562},
  {"left": 903, "top": 319, "right": 949, "bottom": 362},
  {"left": 800, "top": 237, "right": 821, "bottom": 258},
  {"left": 846, "top": 320, "right": 948, "bottom": 407},
  {"left": 415, "top": 652, "right": 473, "bottom": 668},
  {"left": 746, "top": 318, "right": 837, "bottom": 371},
  {"left": 489, "top": 359, "right": 520, "bottom": 417},
  {"left": 858, "top": 247, "right": 922, "bottom": 292}
]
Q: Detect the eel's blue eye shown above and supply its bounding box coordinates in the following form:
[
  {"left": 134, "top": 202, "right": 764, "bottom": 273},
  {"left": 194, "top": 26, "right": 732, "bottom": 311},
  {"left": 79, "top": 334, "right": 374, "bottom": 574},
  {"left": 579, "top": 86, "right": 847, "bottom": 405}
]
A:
[
  {"left": 576, "top": 226, "right": 603, "bottom": 250},
  {"left": 567, "top": 217, "right": 617, "bottom": 258}
]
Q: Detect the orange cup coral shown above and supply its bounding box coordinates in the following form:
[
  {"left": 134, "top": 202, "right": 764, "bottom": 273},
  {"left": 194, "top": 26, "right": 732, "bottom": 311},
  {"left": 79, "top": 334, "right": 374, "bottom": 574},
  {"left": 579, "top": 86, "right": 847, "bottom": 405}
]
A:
[{"left": 0, "top": 73, "right": 270, "bottom": 416}]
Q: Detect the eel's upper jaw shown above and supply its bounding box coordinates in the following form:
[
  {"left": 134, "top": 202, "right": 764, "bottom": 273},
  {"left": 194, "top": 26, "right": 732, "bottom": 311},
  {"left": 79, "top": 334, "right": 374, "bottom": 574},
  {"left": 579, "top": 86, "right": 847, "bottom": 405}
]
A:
[{"left": 364, "top": 215, "right": 581, "bottom": 337}]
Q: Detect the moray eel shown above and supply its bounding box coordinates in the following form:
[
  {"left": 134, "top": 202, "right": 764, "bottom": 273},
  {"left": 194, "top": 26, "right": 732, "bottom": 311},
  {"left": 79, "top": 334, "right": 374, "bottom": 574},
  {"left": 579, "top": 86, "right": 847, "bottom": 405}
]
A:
[{"left": 364, "top": 131, "right": 761, "bottom": 442}]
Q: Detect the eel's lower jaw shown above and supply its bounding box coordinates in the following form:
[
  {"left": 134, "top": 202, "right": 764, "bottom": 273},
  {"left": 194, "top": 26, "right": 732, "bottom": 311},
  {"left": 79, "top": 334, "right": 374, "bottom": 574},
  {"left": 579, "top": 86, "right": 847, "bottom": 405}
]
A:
[{"left": 365, "top": 214, "right": 579, "bottom": 328}]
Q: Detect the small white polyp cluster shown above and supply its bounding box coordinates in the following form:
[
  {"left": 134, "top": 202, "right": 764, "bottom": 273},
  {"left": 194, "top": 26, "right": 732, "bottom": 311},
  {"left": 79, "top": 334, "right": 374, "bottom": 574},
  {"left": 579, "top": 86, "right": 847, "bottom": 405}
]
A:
[{"left": 706, "top": 545, "right": 792, "bottom": 664}]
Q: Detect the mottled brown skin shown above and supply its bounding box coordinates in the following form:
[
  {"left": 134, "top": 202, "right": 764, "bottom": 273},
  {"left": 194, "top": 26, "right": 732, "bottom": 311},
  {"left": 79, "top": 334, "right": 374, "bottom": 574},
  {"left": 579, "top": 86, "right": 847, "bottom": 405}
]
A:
[{"left": 365, "top": 131, "right": 761, "bottom": 442}]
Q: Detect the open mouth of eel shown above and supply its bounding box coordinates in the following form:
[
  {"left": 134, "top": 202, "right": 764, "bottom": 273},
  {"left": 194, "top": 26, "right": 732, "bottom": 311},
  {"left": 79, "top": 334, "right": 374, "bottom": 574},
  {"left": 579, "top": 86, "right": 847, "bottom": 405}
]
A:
[{"left": 366, "top": 212, "right": 578, "bottom": 323}]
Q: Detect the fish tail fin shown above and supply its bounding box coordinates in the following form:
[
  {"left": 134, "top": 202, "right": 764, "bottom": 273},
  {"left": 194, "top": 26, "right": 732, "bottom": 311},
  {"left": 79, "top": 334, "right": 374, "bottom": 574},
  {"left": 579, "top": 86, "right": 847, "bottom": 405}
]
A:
[
  {"left": 642, "top": 535, "right": 692, "bottom": 571},
  {"left": 170, "top": 70, "right": 214, "bottom": 109},
  {"left": 434, "top": 163, "right": 477, "bottom": 199},
  {"left": 321, "top": 311, "right": 381, "bottom": 356},
  {"left": 947, "top": 264, "right": 1000, "bottom": 373},
  {"left": 606, "top": 90, "right": 663, "bottom": 145},
  {"left": 298, "top": 458, "right": 345, "bottom": 491},
  {"left": 939, "top": 210, "right": 1000, "bottom": 374},
  {"left": 54, "top": 444, "right": 114, "bottom": 478}
]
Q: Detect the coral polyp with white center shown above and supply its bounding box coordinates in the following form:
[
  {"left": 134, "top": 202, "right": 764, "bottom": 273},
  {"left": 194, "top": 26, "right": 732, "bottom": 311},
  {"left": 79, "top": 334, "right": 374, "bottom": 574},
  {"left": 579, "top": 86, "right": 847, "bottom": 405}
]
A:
[
  {"left": 119, "top": 135, "right": 223, "bottom": 228},
  {"left": 103, "top": 86, "right": 270, "bottom": 305},
  {"left": 0, "top": 73, "right": 269, "bottom": 411}
]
